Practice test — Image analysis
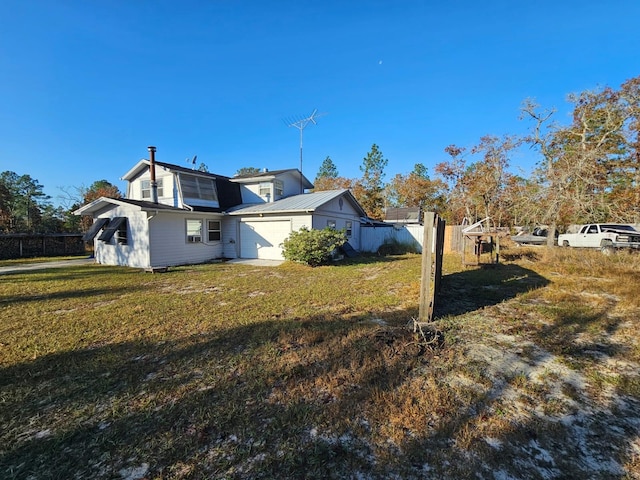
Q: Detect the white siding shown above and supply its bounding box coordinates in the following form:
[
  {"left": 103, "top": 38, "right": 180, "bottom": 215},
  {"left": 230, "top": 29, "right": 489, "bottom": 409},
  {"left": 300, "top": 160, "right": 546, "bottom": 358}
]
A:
[
  {"left": 94, "top": 207, "right": 150, "bottom": 268},
  {"left": 237, "top": 172, "right": 305, "bottom": 204},
  {"left": 148, "top": 212, "right": 225, "bottom": 267},
  {"left": 360, "top": 224, "right": 424, "bottom": 253},
  {"left": 127, "top": 170, "right": 176, "bottom": 207},
  {"left": 278, "top": 171, "right": 305, "bottom": 197},
  {"left": 222, "top": 217, "right": 239, "bottom": 259},
  {"left": 239, "top": 184, "right": 264, "bottom": 204}
]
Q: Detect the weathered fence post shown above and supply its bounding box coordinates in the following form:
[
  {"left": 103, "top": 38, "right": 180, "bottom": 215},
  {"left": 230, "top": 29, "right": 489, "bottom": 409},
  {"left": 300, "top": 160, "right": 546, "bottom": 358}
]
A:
[{"left": 418, "top": 213, "right": 445, "bottom": 323}]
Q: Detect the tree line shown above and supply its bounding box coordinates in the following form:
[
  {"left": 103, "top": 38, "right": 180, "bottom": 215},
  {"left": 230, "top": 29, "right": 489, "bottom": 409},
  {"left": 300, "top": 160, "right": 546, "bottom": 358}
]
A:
[
  {"left": 3, "top": 75, "right": 638, "bottom": 235},
  {"left": 0, "top": 175, "right": 122, "bottom": 234},
  {"left": 311, "top": 75, "right": 640, "bottom": 236}
]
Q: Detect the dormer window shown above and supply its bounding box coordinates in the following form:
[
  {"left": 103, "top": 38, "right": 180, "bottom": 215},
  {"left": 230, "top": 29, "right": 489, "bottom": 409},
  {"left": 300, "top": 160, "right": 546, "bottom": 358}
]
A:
[
  {"left": 274, "top": 180, "right": 284, "bottom": 197},
  {"left": 259, "top": 182, "right": 271, "bottom": 196},
  {"left": 141, "top": 178, "right": 163, "bottom": 199}
]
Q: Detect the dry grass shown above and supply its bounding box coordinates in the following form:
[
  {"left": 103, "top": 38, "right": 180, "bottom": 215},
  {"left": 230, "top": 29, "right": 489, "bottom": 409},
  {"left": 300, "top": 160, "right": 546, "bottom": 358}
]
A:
[{"left": 1, "top": 249, "right": 639, "bottom": 479}]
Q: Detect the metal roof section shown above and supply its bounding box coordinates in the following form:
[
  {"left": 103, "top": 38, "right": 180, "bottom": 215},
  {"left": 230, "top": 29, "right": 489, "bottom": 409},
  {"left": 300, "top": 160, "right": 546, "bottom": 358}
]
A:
[
  {"left": 227, "top": 189, "right": 366, "bottom": 216},
  {"left": 230, "top": 168, "right": 314, "bottom": 190}
]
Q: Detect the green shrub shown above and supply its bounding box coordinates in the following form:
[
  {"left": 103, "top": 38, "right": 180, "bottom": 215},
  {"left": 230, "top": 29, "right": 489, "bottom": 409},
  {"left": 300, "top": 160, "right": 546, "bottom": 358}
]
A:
[{"left": 281, "top": 227, "right": 347, "bottom": 266}]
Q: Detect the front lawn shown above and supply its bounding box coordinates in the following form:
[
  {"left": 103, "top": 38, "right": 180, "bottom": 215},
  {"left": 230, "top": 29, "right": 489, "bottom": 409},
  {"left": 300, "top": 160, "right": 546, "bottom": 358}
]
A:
[{"left": 1, "top": 251, "right": 639, "bottom": 479}]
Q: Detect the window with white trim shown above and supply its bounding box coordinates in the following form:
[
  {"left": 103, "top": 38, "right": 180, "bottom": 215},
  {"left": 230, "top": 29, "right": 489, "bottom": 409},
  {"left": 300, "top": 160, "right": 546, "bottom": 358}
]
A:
[
  {"left": 208, "top": 220, "right": 221, "bottom": 242},
  {"left": 141, "top": 178, "right": 163, "bottom": 199},
  {"left": 259, "top": 182, "right": 271, "bottom": 196},
  {"left": 186, "top": 219, "right": 202, "bottom": 243}
]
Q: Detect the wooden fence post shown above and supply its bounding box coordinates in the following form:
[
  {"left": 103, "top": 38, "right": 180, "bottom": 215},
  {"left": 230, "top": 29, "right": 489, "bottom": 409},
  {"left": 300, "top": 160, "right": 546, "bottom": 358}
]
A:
[{"left": 418, "top": 213, "right": 445, "bottom": 324}]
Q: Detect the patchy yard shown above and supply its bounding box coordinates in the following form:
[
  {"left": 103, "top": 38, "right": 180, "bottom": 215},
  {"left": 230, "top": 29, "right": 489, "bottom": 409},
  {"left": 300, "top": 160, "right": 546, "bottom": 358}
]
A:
[{"left": 0, "top": 250, "right": 639, "bottom": 479}]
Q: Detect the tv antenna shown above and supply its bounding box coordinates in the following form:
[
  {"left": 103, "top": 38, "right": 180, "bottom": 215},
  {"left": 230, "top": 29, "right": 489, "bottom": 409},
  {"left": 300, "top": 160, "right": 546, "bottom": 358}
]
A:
[
  {"left": 185, "top": 155, "right": 197, "bottom": 169},
  {"left": 285, "top": 109, "right": 325, "bottom": 191}
]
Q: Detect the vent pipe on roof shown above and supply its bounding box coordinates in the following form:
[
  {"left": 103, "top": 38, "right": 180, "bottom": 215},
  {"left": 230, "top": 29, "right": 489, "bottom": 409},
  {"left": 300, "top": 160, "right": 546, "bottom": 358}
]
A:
[{"left": 148, "top": 146, "right": 158, "bottom": 204}]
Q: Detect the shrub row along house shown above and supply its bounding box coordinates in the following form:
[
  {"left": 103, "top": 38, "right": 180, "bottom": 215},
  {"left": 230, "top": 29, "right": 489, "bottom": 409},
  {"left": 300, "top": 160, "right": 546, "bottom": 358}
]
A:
[{"left": 75, "top": 147, "right": 366, "bottom": 268}]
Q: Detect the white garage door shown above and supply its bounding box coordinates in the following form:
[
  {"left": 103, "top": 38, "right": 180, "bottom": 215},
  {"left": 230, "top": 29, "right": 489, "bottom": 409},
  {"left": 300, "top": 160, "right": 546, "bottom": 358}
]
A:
[{"left": 240, "top": 220, "right": 292, "bottom": 260}]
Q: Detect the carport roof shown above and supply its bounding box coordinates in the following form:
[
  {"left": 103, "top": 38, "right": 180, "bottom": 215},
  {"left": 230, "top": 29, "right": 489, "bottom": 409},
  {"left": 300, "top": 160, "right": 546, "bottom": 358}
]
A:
[{"left": 227, "top": 189, "right": 366, "bottom": 216}]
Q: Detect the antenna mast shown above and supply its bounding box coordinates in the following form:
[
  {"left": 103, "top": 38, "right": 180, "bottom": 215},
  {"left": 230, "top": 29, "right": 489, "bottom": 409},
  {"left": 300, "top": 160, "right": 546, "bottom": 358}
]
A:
[{"left": 285, "top": 109, "right": 324, "bottom": 192}]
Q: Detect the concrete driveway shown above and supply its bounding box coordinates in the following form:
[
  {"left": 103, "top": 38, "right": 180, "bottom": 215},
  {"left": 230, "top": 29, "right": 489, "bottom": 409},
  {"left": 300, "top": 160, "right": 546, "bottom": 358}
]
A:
[
  {"left": 0, "top": 257, "right": 284, "bottom": 275},
  {"left": 0, "top": 258, "right": 95, "bottom": 275}
]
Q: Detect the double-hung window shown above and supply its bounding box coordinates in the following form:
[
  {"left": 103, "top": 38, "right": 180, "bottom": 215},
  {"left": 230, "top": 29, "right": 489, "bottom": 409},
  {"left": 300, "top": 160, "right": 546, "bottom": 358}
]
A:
[
  {"left": 141, "top": 178, "right": 163, "bottom": 199},
  {"left": 186, "top": 219, "right": 202, "bottom": 243},
  {"left": 274, "top": 180, "right": 284, "bottom": 197},
  {"left": 208, "top": 220, "right": 221, "bottom": 242},
  {"left": 259, "top": 182, "right": 271, "bottom": 196},
  {"left": 345, "top": 221, "right": 353, "bottom": 237}
]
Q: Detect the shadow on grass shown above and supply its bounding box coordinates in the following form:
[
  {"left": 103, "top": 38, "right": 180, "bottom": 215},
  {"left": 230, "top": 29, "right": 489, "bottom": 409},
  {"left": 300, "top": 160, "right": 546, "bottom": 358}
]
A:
[
  {"left": 434, "top": 263, "right": 550, "bottom": 318},
  {"left": 1, "top": 294, "right": 638, "bottom": 478}
]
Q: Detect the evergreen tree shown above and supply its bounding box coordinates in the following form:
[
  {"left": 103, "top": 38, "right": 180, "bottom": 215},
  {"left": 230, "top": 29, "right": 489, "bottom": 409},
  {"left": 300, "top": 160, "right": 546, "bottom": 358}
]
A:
[
  {"left": 354, "top": 144, "right": 388, "bottom": 220},
  {"left": 315, "top": 156, "right": 338, "bottom": 181}
]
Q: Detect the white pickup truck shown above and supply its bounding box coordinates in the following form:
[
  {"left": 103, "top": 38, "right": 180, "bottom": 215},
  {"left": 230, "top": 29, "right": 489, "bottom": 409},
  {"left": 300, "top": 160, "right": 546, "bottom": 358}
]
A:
[{"left": 558, "top": 224, "right": 640, "bottom": 253}]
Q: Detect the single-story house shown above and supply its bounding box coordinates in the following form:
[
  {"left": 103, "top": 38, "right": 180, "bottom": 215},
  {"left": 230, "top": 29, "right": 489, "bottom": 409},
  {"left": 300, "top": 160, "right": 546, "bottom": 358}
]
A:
[{"left": 74, "top": 147, "right": 366, "bottom": 268}]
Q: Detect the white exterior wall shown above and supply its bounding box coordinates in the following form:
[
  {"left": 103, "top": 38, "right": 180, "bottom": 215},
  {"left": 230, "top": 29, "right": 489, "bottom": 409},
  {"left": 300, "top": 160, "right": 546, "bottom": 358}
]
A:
[
  {"left": 94, "top": 207, "right": 151, "bottom": 268},
  {"left": 239, "top": 184, "right": 264, "bottom": 204},
  {"left": 148, "top": 212, "right": 225, "bottom": 267},
  {"left": 278, "top": 171, "right": 305, "bottom": 197},
  {"left": 360, "top": 224, "right": 424, "bottom": 253},
  {"left": 237, "top": 172, "right": 304, "bottom": 204},
  {"left": 222, "top": 216, "right": 239, "bottom": 259},
  {"left": 310, "top": 197, "right": 362, "bottom": 250},
  {"left": 127, "top": 170, "right": 177, "bottom": 207}
]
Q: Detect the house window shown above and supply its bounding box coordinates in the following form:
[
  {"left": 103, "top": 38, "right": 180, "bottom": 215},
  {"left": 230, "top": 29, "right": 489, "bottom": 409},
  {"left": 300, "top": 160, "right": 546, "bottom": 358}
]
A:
[
  {"left": 208, "top": 220, "right": 221, "bottom": 242},
  {"left": 274, "top": 180, "right": 284, "bottom": 197},
  {"left": 98, "top": 217, "right": 127, "bottom": 244},
  {"left": 141, "top": 178, "right": 163, "bottom": 199},
  {"left": 180, "top": 174, "right": 218, "bottom": 202},
  {"left": 116, "top": 220, "right": 128, "bottom": 245},
  {"left": 345, "top": 221, "right": 352, "bottom": 237},
  {"left": 259, "top": 182, "right": 271, "bottom": 196},
  {"left": 186, "top": 219, "right": 202, "bottom": 243},
  {"left": 327, "top": 220, "right": 336, "bottom": 229}
]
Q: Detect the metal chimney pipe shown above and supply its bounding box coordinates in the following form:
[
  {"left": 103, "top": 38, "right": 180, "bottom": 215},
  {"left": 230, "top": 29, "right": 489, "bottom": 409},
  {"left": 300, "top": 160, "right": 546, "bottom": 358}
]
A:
[{"left": 148, "top": 146, "right": 158, "bottom": 204}]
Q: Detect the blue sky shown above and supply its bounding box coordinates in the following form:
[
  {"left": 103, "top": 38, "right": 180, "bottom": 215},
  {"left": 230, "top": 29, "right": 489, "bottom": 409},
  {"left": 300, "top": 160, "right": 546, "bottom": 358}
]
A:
[{"left": 1, "top": 0, "right": 639, "bottom": 205}]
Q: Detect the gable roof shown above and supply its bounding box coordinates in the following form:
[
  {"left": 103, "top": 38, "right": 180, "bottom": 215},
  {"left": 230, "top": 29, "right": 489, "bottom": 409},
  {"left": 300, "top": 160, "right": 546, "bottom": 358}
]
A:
[
  {"left": 119, "top": 159, "right": 243, "bottom": 210},
  {"left": 227, "top": 189, "right": 366, "bottom": 216}
]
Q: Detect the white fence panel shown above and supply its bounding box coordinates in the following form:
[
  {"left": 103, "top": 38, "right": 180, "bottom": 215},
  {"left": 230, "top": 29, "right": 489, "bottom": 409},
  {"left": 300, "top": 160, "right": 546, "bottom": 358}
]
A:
[{"left": 359, "top": 224, "right": 424, "bottom": 253}]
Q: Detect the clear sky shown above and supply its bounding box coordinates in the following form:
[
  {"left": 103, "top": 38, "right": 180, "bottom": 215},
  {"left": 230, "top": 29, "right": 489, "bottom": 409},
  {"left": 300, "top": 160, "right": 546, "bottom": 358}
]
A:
[{"left": 1, "top": 0, "right": 639, "bottom": 205}]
